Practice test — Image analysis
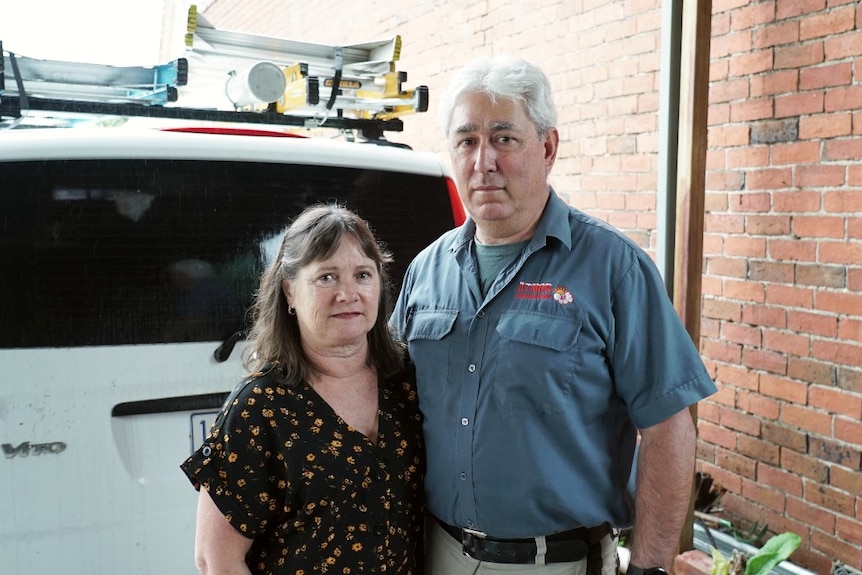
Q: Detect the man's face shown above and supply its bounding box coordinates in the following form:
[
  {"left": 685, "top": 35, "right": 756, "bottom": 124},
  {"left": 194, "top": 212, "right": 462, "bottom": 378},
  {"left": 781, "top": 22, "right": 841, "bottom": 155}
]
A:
[{"left": 448, "top": 91, "right": 559, "bottom": 243}]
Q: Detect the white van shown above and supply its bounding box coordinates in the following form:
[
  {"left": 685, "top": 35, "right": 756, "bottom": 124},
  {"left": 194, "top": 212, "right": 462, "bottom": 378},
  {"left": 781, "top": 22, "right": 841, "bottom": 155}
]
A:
[{"left": 0, "top": 127, "right": 461, "bottom": 574}]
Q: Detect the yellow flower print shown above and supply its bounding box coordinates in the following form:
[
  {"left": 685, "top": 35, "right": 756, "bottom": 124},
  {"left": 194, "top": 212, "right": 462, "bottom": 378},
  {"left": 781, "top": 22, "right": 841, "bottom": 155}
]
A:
[
  {"left": 228, "top": 452, "right": 238, "bottom": 463},
  {"left": 352, "top": 543, "right": 363, "bottom": 552}
]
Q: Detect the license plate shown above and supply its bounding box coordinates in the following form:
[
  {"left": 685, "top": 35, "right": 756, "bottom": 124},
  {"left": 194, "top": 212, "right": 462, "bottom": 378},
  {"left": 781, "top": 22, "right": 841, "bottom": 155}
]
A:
[{"left": 189, "top": 411, "right": 219, "bottom": 454}]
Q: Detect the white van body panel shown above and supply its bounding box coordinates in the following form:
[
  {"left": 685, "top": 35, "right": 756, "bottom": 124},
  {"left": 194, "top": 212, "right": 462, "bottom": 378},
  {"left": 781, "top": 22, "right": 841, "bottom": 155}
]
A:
[{"left": 0, "top": 127, "right": 457, "bottom": 574}]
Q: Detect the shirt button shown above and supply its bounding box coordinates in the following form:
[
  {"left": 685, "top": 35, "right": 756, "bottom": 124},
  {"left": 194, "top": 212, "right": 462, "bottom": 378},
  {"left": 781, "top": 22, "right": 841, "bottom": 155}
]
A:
[
  {"left": 461, "top": 417, "right": 469, "bottom": 426},
  {"left": 468, "top": 364, "right": 476, "bottom": 373},
  {"left": 374, "top": 523, "right": 386, "bottom": 536},
  {"left": 459, "top": 472, "right": 467, "bottom": 480},
  {"left": 376, "top": 468, "right": 388, "bottom": 481},
  {"left": 477, "top": 311, "right": 485, "bottom": 318},
  {"left": 467, "top": 520, "right": 475, "bottom": 528}
]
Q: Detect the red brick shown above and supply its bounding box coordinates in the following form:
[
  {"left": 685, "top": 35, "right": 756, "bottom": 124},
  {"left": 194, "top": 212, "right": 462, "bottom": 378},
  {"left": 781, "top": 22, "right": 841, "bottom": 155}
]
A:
[
  {"left": 702, "top": 338, "right": 743, "bottom": 364},
  {"left": 745, "top": 215, "right": 790, "bottom": 235},
  {"left": 824, "top": 189, "right": 862, "bottom": 212},
  {"left": 799, "top": 112, "right": 853, "bottom": 139},
  {"left": 702, "top": 298, "right": 742, "bottom": 322},
  {"left": 708, "top": 123, "right": 749, "bottom": 146},
  {"left": 809, "top": 435, "right": 862, "bottom": 468},
  {"left": 775, "top": 42, "right": 825, "bottom": 69},
  {"left": 796, "top": 264, "right": 846, "bottom": 289},
  {"left": 810, "top": 386, "right": 862, "bottom": 419},
  {"left": 792, "top": 215, "right": 846, "bottom": 238},
  {"left": 775, "top": 91, "right": 824, "bottom": 117},
  {"left": 836, "top": 516, "right": 862, "bottom": 548},
  {"left": 729, "top": 50, "right": 773, "bottom": 77},
  {"left": 751, "top": 69, "right": 799, "bottom": 96},
  {"left": 776, "top": 0, "right": 828, "bottom": 19},
  {"left": 711, "top": 30, "right": 753, "bottom": 59},
  {"left": 838, "top": 317, "right": 862, "bottom": 343},
  {"left": 850, "top": 268, "right": 862, "bottom": 291},
  {"left": 782, "top": 449, "right": 829, "bottom": 481},
  {"left": 819, "top": 241, "right": 862, "bottom": 265},
  {"left": 753, "top": 20, "right": 800, "bottom": 48},
  {"left": 746, "top": 168, "right": 793, "bottom": 190},
  {"left": 674, "top": 550, "right": 712, "bottom": 575},
  {"left": 788, "top": 357, "right": 836, "bottom": 386},
  {"left": 724, "top": 235, "right": 767, "bottom": 257},
  {"left": 724, "top": 278, "right": 766, "bottom": 302},
  {"left": 832, "top": 465, "right": 862, "bottom": 496},
  {"left": 782, "top": 403, "right": 832, "bottom": 435},
  {"left": 796, "top": 164, "right": 847, "bottom": 188},
  {"left": 717, "top": 447, "right": 758, "bottom": 478},
  {"left": 849, "top": 165, "right": 862, "bottom": 186},
  {"left": 705, "top": 170, "right": 745, "bottom": 190},
  {"left": 743, "top": 346, "right": 787, "bottom": 374},
  {"left": 741, "top": 303, "right": 787, "bottom": 329},
  {"left": 826, "top": 85, "right": 862, "bottom": 113},
  {"left": 766, "top": 283, "right": 814, "bottom": 308},
  {"left": 787, "top": 310, "right": 839, "bottom": 337},
  {"left": 715, "top": 361, "right": 760, "bottom": 390},
  {"left": 704, "top": 213, "right": 745, "bottom": 233},
  {"left": 800, "top": 62, "right": 853, "bottom": 90},
  {"left": 786, "top": 495, "right": 837, "bottom": 532},
  {"left": 811, "top": 337, "right": 862, "bottom": 366},
  {"left": 805, "top": 481, "right": 857, "bottom": 516},
  {"left": 749, "top": 260, "right": 793, "bottom": 283},
  {"left": 824, "top": 138, "right": 862, "bottom": 161},
  {"left": 799, "top": 6, "right": 856, "bottom": 40},
  {"left": 699, "top": 421, "right": 738, "bottom": 450},
  {"left": 730, "top": 191, "right": 771, "bottom": 211},
  {"left": 770, "top": 238, "right": 818, "bottom": 261},
  {"left": 728, "top": 97, "right": 773, "bottom": 122},
  {"left": 721, "top": 322, "right": 761, "bottom": 346},
  {"left": 762, "top": 420, "right": 808, "bottom": 452},
  {"left": 760, "top": 373, "right": 808, "bottom": 403},
  {"left": 706, "top": 256, "right": 747, "bottom": 277},
  {"left": 739, "top": 434, "right": 782, "bottom": 466},
  {"left": 838, "top": 368, "right": 862, "bottom": 394},
  {"left": 762, "top": 329, "right": 810, "bottom": 358},
  {"left": 737, "top": 389, "right": 781, "bottom": 418},
  {"left": 824, "top": 30, "right": 862, "bottom": 59},
  {"left": 810, "top": 529, "right": 862, "bottom": 573},
  {"left": 770, "top": 141, "right": 821, "bottom": 165},
  {"left": 758, "top": 462, "right": 804, "bottom": 497},
  {"left": 741, "top": 476, "right": 787, "bottom": 512}
]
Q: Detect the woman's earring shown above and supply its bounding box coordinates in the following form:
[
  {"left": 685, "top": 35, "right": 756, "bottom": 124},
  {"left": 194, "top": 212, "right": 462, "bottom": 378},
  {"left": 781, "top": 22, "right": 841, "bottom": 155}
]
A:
[{"left": 287, "top": 305, "right": 296, "bottom": 316}]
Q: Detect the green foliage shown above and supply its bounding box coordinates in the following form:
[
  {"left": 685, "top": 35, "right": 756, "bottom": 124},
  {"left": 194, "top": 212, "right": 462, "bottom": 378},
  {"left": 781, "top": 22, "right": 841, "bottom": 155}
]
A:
[
  {"left": 743, "top": 532, "right": 802, "bottom": 575},
  {"left": 709, "top": 532, "right": 802, "bottom": 575}
]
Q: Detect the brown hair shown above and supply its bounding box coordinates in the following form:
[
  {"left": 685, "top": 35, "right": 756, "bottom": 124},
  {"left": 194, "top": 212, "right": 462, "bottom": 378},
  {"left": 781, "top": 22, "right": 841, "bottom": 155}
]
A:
[{"left": 241, "top": 203, "right": 403, "bottom": 383}]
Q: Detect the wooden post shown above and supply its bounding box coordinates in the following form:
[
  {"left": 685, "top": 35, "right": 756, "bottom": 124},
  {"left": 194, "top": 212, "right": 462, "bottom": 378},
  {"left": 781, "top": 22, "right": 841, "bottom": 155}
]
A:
[{"left": 674, "top": 0, "right": 713, "bottom": 554}]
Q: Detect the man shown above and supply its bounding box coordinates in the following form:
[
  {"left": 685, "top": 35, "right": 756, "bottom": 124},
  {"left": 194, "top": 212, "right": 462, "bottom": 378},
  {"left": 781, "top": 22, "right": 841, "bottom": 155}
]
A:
[{"left": 390, "top": 54, "right": 718, "bottom": 575}]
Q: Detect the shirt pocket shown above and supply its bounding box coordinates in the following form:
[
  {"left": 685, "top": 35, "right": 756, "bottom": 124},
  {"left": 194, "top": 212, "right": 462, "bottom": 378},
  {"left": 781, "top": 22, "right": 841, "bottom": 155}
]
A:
[
  {"left": 492, "top": 311, "right": 582, "bottom": 416},
  {"left": 403, "top": 308, "right": 458, "bottom": 402}
]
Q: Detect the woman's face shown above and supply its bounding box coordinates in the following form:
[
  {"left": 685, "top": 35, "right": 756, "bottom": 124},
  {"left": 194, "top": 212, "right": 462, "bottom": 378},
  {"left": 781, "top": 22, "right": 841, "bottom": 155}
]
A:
[{"left": 282, "top": 234, "right": 380, "bottom": 354}]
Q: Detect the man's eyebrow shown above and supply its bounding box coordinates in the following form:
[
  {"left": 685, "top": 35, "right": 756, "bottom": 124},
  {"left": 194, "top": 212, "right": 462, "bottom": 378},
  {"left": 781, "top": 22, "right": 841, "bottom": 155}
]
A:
[{"left": 454, "top": 121, "right": 518, "bottom": 134}]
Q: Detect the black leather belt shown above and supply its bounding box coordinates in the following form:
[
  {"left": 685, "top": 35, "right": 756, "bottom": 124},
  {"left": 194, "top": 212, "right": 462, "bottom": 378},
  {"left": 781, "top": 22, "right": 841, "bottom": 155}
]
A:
[{"left": 434, "top": 516, "right": 611, "bottom": 564}]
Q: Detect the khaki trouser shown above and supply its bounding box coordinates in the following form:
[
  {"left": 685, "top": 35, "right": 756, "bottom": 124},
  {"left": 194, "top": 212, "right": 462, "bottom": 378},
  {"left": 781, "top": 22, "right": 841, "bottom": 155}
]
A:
[{"left": 425, "top": 517, "right": 620, "bottom": 575}]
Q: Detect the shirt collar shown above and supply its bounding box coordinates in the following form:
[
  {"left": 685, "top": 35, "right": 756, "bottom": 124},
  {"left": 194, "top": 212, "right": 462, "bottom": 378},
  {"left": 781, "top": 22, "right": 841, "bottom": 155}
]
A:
[{"left": 450, "top": 187, "right": 572, "bottom": 252}]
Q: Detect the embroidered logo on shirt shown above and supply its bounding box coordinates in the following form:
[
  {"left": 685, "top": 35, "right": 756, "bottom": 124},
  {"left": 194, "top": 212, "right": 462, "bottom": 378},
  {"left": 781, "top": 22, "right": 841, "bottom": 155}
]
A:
[
  {"left": 516, "top": 282, "right": 554, "bottom": 300},
  {"left": 553, "top": 286, "right": 574, "bottom": 305}
]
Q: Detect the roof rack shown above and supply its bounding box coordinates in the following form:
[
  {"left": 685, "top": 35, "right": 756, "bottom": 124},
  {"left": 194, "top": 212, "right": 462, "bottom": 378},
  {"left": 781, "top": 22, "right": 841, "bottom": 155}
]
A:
[{"left": 0, "top": 6, "right": 429, "bottom": 138}]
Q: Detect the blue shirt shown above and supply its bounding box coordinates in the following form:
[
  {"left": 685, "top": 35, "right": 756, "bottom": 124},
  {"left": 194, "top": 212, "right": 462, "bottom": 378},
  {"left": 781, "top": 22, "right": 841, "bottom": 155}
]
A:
[{"left": 390, "top": 190, "right": 717, "bottom": 539}]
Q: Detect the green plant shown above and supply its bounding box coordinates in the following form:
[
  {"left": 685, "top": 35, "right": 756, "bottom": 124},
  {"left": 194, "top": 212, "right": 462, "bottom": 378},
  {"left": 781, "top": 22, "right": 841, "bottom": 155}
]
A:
[{"left": 709, "top": 532, "right": 802, "bottom": 575}]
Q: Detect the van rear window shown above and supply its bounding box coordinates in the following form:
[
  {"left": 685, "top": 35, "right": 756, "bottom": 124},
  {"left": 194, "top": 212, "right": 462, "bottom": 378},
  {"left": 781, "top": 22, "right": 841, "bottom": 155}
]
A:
[{"left": 0, "top": 159, "right": 454, "bottom": 348}]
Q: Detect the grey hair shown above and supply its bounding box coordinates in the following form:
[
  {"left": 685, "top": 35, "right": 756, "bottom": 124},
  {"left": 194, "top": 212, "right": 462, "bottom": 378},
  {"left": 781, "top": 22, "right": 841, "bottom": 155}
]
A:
[{"left": 437, "top": 53, "right": 558, "bottom": 137}]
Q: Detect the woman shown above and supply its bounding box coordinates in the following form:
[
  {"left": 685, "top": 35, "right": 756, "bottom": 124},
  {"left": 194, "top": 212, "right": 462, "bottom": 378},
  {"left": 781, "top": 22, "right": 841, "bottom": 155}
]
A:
[{"left": 181, "top": 204, "right": 425, "bottom": 575}]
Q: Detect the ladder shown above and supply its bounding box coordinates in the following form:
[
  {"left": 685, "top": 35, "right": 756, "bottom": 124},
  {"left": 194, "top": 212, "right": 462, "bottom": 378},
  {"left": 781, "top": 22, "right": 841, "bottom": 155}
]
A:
[
  {"left": 0, "top": 7, "right": 429, "bottom": 135},
  {"left": 182, "top": 4, "right": 428, "bottom": 121}
]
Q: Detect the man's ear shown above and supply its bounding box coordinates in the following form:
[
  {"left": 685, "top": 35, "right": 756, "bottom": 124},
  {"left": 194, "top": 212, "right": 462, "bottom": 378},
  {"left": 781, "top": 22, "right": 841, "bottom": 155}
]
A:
[{"left": 544, "top": 127, "right": 560, "bottom": 172}]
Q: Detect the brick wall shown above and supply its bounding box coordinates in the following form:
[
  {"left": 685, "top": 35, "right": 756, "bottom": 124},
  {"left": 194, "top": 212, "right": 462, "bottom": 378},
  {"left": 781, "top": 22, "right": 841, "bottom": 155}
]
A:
[{"left": 202, "top": 0, "right": 862, "bottom": 571}]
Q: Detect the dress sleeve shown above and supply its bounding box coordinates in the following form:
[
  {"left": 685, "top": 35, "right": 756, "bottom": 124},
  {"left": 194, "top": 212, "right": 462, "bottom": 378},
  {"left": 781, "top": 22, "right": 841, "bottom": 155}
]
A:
[{"left": 180, "top": 379, "right": 286, "bottom": 538}]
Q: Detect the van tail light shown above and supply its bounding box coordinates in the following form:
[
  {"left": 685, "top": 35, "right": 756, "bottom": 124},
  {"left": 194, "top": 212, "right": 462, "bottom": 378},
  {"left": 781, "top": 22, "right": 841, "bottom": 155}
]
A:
[{"left": 445, "top": 177, "right": 467, "bottom": 226}]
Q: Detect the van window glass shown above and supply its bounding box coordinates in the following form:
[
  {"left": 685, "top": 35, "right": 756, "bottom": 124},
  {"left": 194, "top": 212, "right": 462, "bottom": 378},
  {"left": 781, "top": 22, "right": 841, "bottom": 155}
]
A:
[{"left": 0, "top": 159, "right": 454, "bottom": 348}]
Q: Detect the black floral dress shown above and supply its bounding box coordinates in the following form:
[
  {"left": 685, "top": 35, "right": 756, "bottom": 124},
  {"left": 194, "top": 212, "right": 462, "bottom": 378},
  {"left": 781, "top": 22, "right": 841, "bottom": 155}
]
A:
[{"left": 180, "top": 363, "right": 425, "bottom": 574}]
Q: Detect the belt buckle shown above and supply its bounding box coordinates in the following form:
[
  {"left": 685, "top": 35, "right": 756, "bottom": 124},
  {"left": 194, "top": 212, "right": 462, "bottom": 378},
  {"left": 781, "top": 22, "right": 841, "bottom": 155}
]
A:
[{"left": 460, "top": 527, "right": 487, "bottom": 558}]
